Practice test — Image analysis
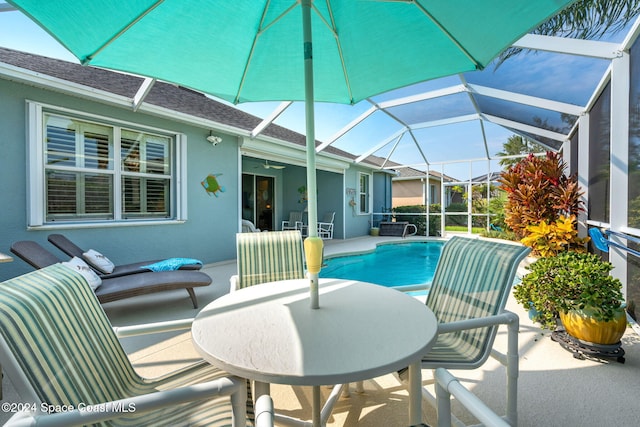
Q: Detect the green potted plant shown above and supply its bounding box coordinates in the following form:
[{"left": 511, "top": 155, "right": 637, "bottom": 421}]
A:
[{"left": 513, "top": 251, "right": 626, "bottom": 344}]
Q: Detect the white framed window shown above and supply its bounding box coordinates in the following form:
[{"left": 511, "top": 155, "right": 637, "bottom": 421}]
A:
[
  {"left": 27, "top": 102, "right": 187, "bottom": 227},
  {"left": 358, "top": 172, "right": 371, "bottom": 215}
]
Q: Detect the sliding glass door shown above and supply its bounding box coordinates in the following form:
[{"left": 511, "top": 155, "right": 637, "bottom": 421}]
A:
[{"left": 242, "top": 174, "right": 275, "bottom": 231}]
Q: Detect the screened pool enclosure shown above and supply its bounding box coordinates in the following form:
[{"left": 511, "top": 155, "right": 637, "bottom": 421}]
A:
[{"left": 234, "top": 15, "right": 640, "bottom": 318}]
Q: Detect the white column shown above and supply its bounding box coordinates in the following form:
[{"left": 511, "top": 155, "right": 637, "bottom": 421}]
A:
[{"left": 609, "top": 52, "right": 630, "bottom": 293}]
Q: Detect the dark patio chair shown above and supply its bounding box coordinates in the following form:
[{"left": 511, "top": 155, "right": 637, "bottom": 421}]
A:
[
  {"left": 48, "top": 233, "right": 202, "bottom": 278},
  {"left": 10, "top": 240, "right": 211, "bottom": 308}
]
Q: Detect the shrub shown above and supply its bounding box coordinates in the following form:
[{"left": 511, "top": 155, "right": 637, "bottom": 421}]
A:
[
  {"left": 499, "top": 152, "right": 584, "bottom": 240},
  {"left": 520, "top": 215, "right": 589, "bottom": 257},
  {"left": 392, "top": 204, "right": 441, "bottom": 236}
]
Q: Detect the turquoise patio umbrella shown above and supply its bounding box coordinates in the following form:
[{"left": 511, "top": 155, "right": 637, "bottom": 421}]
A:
[{"left": 9, "top": 0, "right": 576, "bottom": 309}]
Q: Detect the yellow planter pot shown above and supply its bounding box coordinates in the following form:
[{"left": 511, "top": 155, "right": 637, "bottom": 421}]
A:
[{"left": 560, "top": 307, "right": 627, "bottom": 345}]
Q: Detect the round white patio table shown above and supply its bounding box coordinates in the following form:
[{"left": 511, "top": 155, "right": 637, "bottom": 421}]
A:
[{"left": 192, "top": 278, "right": 437, "bottom": 427}]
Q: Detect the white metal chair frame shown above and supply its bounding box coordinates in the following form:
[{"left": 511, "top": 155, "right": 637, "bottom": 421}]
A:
[
  {"left": 281, "top": 211, "right": 303, "bottom": 231},
  {"left": 434, "top": 368, "right": 510, "bottom": 427},
  {"left": 0, "top": 264, "right": 263, "bottom": 427},
  {"left": 2, "top": 317, "right": 249, "bottom": 427},
  {"left": 317, "top": 212, "right": 335, "bottom": 240},
  {"left": 395, "top": 236, "right": 529, "bottom": 427}
]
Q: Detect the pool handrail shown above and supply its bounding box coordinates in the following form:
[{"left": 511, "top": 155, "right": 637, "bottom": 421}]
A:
[{"left": 589, "top": 228, "right": 640, "bottom": 258}]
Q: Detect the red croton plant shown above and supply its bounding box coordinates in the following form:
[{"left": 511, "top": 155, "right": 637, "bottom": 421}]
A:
[{"left": 498, "top": 152, "right": 586, "bottom": 255}]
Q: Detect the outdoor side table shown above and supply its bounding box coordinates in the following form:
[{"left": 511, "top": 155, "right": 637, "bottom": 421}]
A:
[{"left": 192, "top": 278, "right": 437, "bottom": 427}]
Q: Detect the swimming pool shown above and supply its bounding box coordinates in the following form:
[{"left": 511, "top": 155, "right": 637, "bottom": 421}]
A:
[{"left": 319, "top": 241, "right": 444, "bottom": 290}]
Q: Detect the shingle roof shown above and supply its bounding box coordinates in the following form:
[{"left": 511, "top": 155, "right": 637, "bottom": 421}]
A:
[
  {"left": 0, "top": 47, "right": 366, "bottom": 164},
  {"left": 471, "top": 171, "right": 502, "bottom": 182},
  {"left": 392, "top": 165, "right": 457, "bottom": 182}
]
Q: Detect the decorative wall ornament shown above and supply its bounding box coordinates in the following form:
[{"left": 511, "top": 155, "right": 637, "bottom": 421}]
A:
[{"left": 201, "top": 173, "right": 225, "bottom": 197}]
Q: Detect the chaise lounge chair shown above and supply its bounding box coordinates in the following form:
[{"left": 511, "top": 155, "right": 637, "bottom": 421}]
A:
[
  {"left": 10, "top": 240, "right": 211, "bottom": 308},
  {"left": 48, "top": 233, "right": 202, "bottom": 278}
]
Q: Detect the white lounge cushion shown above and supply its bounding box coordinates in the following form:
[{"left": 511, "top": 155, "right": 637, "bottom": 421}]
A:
[
  {"left": 61, "top": 257, "right": 102, "bottom": 290},
  {"left": 82, "top": 249, "right": 115, "bottom": 274}
]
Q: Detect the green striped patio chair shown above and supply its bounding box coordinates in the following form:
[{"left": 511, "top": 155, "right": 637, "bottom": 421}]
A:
[
  {"left": 0, "top": 264, "right": 254, "bottom": 427},
  {"left": 230, "top": 230, "right": 306, "bottom": 291},
  {"left": 229, "top": 230, "right": 346, "bottom": 425},
  {"left": 402, "top": 236, "right": 530, "bottom": 427}
]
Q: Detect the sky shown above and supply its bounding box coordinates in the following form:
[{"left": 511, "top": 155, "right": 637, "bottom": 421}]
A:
[{"left": 0, "top": 3, "right": 628, "bottom": 181}]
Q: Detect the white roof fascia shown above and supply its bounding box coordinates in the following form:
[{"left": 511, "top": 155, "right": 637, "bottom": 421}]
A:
[
  {"left": 0, "top": 61, "right": 368, "bottom": 171},
  {"left": 250, "top": 101, "right": 292, "bottom": 139},
  {"left": 484, "top": 114, "right": 568, "bottom": 142},
  {"left": 239, "top": 136, "right": 351, "bottom": 173},
  {"left": 137, "top": 102, "right": 362, "bottom": 172},
  {"left": 0, "top": 61, "right": 254, "bottom": 138},
  {"left": 376, "top": 84, "right": 466, "bottom": 109},
  {"left": 317, "top": 104, "right": 377, "bottom": 151},
  {"left": 0, "top": 62, "right": 132, "bottom": 107},
  {"left": 137, "top": 102, "right": 255, "bottom": 137},
  {"left": 513, "top": 34, "right": 622, "bottom": 59},
  {"left": 467, "top": 83, "right": 585, "bottom": 115}
]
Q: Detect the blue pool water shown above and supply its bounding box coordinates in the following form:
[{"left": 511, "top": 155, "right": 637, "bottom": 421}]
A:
[{"left": 319, "top": 241, "right": 444, "bottom": 288}]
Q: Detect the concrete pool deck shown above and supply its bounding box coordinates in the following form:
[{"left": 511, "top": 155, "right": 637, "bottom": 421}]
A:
[{"left": 2, "top": 235, "right": 639, "bottom": 426}]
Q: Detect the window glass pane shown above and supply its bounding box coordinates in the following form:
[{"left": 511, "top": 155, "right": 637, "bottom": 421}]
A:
[
  {"left": 359, "top": 174, "right": 369, "bottom": 214},
  {"left": 38, "top": 108, "right": 175, "bottom": 224},
  {"left": 46, "top": 170, "right": 76, "bottom": 216},
  {"left": 146, "top": 137, "right": 170, "bottom": 175},
  {"left": 587, "top": 83, "right": 611, "bottom": 223},
  {"left": 122, "top": 130, "right": 170, "bottom": 174},
  {"left": 46, "top": 171, "right": 113, "bottom": 220},
  {"left": 45, "top": 116, "right": 76, "bottom": 167},
  {"left": 83, "top": 130, "right": 111, "bottom": 170},
  {"left": 84, "top": 174, "right": 113, "bottom": 214},
  {"left": 146, "top": 178, "right": 170, "bottom": 214},
  {"left": 45, "top": 115, "right": 112, "bottom": 169},
  {"left": 122, "top": 133, "right": 141, "bottom": 173},
  {"left": 123, "top": 177, "right": 170, "bottom": 218}
]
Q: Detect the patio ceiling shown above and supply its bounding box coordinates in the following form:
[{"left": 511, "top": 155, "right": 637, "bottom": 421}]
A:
[{"left": 233, "top": 16, "right": 640, "bottom": 180}]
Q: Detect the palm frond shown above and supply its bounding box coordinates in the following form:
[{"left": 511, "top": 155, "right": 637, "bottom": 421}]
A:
[{"left": 498, "top": 0, "right": 640, "bottom": 64}]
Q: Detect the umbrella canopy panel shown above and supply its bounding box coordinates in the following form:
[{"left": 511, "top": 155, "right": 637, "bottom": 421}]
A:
[{"left": 9, "top": 0, "right": 576, "bottom": 105}]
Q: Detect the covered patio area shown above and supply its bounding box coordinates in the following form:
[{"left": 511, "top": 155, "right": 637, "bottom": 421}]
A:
[{"left": 3, "top": 236, "right": 637, "bottom": 426}]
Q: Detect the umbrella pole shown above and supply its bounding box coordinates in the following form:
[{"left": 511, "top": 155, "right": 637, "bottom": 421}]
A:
[{"left": 302, "top": 0, "right": 322, "bottom": 312}]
